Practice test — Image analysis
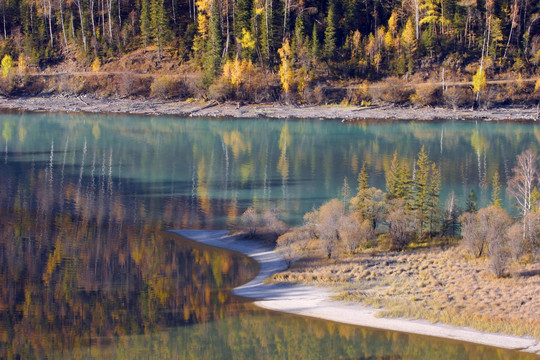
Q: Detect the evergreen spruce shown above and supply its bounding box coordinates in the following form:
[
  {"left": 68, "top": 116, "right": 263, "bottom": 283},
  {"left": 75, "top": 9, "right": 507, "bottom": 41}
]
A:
[
  {"left": 357, "top": 162, "right": 369, "bottom": 192},
  {"left": 386, "top": 150, "right": 400, "bottom": 199},
  {"left": 140, "top": 0, "right": 151, "bottom": 50},
  {"left": 323, "top": 2, "right": 336, "bottom": 60}
]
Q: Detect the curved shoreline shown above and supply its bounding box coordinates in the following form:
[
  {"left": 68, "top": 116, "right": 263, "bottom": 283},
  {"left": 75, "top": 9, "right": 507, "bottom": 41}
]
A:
[
  {"left": 0, "top": 96, "right": 539, "bottom": 121},
  {"left": 172, "top": 229, "right": 540, "bottom": 355}
]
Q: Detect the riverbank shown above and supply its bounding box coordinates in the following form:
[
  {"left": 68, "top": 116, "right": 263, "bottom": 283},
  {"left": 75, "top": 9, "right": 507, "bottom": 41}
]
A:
[
  {"left": 0, "top": 95, "right": 539, "bottom": 121},
  {"left": 172, "top": 229, "right": 540, "bottom": 355}
]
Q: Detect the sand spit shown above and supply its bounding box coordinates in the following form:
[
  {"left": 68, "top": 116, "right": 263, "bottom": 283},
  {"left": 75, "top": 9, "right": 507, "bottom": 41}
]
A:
[
  {"left": 0, "top": 96, "right": 539, "bottom": 121},
  {"left": 172, "top": 229, "right": 540, "bottom": 355}
]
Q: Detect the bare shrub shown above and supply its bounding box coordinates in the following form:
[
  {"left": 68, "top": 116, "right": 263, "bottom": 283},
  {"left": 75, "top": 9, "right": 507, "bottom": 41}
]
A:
[
  {"left": 185, "top": 74, "right": 207, "bottom": 99},
  {"left": 506, "top": 222, "right": 528, "bottom": 262},
  {"left": 387, "top": 199, "right": 416, "bottom": 250},
  {"left": 339, "top": 214, "right": 367, "bottom": 253},
  {"left": 117, "top": 73, "right": 152, "bottom": 97},
  {"left": 443, "top": 86, "right": 469, "bottom": 110},
  {"left": 0, "top": 76, "right": 16, "bottom": 96},
  {"left": 489, "top": 235, "right": 509, "bottom": 277},
  {"left": 302, "top": 207, "right": 320, "bottom": 239},
  {"left": 459, "top": 212, "right": 486, "bottom": 257},
  {"left": 18, "top": 75, "right": 45, "bottom": 96},
  {"left": 276, "top": 228, "right": 308, "bottom": 268},
  {"left": 150, "top": 75, "right": 188, "bottom": 99},
  {"left": 507, "top": 212, "right": 540, "bottom": 261},
  {"left": 317, "top": 199, "right": 344, "bottom": 259},
  {"left": 302, "top": 83, "right": 325, "bottom": 104},
  {"left": 346, "top": 82, "right": 369, "bottom": 106},
  {"left": 379, "top": 77, "right": 413, "bottom": 105},
  {"left": 411, "top": 83, "right": 441, "bottom": 107},
  {"left": 79, "top": 74, "right": 103, "bottom": 94},
  {"left": 367, "top": 83, "right": 383, "bottom": 104},
  {"left": 262, "top": 208, "right": 288, "bottom": 238},
  {"left": 208, "top": 77, "right": 233, "bottom": 101},
  {"left": 240, "top": 207, "right": 260, "bottom": 238},
  {"left": 478, "top": 84, "right": 499, "bottom": 109},
  {"left": 460, "top": 206, "right": 512, "bottom": 258}
]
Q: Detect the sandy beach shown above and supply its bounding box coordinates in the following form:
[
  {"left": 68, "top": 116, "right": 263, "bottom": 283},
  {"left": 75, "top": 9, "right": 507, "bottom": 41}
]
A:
[
  {"left": 0, "top": 95, "right": 539, "bottom": 121},
  {"left": 172, "top": 229, "right": 540, "bottom": 355}
]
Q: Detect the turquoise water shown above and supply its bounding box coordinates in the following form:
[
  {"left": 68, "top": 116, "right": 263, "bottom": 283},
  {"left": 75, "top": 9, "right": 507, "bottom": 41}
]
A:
[{"left": 0, "top": 113, "right": 538, "bottom": 359}]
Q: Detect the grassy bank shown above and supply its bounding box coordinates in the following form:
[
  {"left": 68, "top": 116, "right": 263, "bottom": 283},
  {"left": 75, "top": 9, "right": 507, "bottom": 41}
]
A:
[{"left": 270, "top": 245, "right": 540, "bottom": 340}]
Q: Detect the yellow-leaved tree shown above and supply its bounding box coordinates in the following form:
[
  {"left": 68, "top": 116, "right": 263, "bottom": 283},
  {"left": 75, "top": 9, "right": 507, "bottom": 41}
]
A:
[
  {"left": 278, "top": 39, "right": 294, "bottom": 95},
  {"left": 91, "top": 57, "right": 101, "bottom": 72},
  {"left": 472, "top": 65, "right": 486, "bottom": 103},
  {"left": 401, "top": 18, "right": 416, "bottom": 73},
  {"left": 238, "top": 28, "right": 256, "bottom": 59},
  {"left": 1, "top": 55, "right": 13, "bottom": 78},
  {"left": 222, "top": 57, "right": 254, "bottom": 88}
]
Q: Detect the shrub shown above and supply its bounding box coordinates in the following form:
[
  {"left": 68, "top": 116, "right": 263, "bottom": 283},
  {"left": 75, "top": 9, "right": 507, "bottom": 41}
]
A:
[
  {"left": 116, "top": 73, "right": 152, "bottom": 97},
  {"left": 302, "top": 83, "right": 325, "bottom": 104},
  {"left": 276, "top": 231, "right": 306, "bottom": 268},
  {"left": 240, "top": 207, "right": 260, "bottom": 238},
  {"left": 262, "top": 209, "right": 288, "bottom": 238},
  {"left": 411, "top": 83, "right": 441, "bottom": 107},
  {"left": 489, "top": 236, "right": 509, "bottom": 277},
  {"left": 150, "top": 75, "right": 188, "bottom": 99},
  {"left": 443, "top": 86, "right": 469, "bottom": 110},
  {"left": 387, "top": 199, "right": 416, "bottom": 250},
  {"left": 378, "top": 77, "right": 413, "bottom": 105}
]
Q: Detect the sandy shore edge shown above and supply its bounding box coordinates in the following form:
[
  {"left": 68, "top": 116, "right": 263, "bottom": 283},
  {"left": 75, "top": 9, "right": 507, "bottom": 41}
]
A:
[
  {"left": 0, "top": 96, "right": 539, "bottom": 121},
  {"left": 172, "top": 229, "right": 540, "bottom": 355}
]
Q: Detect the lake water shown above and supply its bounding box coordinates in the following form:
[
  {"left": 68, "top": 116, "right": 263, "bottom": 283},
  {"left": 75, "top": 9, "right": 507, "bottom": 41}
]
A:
[{"left": 1, "top": 113, "right": 539, "bottom": 359}]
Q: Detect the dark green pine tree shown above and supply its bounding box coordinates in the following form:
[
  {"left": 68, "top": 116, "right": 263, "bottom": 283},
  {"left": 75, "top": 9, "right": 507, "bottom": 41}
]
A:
[
  {"left": 357, "top": 162, "right": 369, "bottom": 192},
  {"left": 203, "top": 0, "right": 222, "bottom": 85},
  {"left": 323, "top": 2, "right": 336, "bottom": 60},
  {"left": 140, "top": 0, "right": 151, "bottom": 50},
  {"left": 151, "top": 0, "right": 169, "bottom": 59},
  {"left": 235, "top": 0, "right": 252, "bottom": 43},
  {"left": 311, "top": 22, "right": 320, "bottom": 61}
]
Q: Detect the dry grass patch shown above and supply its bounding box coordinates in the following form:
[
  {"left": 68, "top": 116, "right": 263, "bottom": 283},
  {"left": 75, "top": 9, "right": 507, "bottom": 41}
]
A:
[{"left": 270, "top": 245, "right": 540, "bottom": 340}]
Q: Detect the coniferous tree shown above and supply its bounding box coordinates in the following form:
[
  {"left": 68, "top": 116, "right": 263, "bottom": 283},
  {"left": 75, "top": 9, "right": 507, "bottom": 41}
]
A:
[
  {"left": 203, "top": 0, "right": 222, "bottom": 84},
  {"left": 140, "top": 0, "right": 151, "bottom": 50},
  {"left": 357, "top": 162, "right": 369, "bottom": 192},
  {"left": 323, "top": 2, "right": 336, "bottom": 60},
  {"left": 151, "top": 0, "right": 169, "bottom": 59},
  {"left": 311, "top": 23, "right": 319, "bottom": 62}
]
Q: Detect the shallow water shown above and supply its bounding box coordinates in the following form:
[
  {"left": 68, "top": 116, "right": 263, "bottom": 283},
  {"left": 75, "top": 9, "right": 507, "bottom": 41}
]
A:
[{"left": 0, "top": 113, "right": 538, "bottom": 359}]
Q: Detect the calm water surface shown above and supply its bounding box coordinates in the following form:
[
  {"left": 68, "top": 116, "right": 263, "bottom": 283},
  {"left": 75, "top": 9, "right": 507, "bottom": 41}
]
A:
[{"left": 1, "top": 113, "right": 539, "bottom": 359}]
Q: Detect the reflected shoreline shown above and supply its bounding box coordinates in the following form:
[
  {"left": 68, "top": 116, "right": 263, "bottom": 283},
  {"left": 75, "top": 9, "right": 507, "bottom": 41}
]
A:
[{"left": 174, "top": 229, "right": 540, "bottom": 355}]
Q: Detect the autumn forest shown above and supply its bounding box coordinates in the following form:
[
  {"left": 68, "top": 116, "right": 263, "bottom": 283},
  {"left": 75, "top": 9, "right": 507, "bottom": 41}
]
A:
[{"left": 0, "top": 0, "right": 538, "bottom": 104}]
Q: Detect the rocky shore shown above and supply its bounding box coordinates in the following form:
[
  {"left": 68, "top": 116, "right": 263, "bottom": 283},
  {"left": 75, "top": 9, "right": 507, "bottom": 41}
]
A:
[{"left": 0, "top": 95, "right": 538, "bottom": 121}]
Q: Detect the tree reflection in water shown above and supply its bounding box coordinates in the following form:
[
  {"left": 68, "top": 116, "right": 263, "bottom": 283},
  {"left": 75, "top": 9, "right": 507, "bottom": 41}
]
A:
[
  {"left": 0, "top": 157, "right": 256, "bottom": 359},
  {"left": 1, "top": 114, "right": 539, "bottom": 359}
]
